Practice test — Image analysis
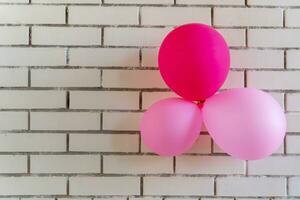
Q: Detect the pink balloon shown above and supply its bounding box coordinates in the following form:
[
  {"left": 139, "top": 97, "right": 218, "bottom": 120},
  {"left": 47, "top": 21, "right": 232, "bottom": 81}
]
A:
[
  {"left": 140, "top": 98, "right": 202, "bottom": 156},
  {"left": 202, "top": 88, "right": 286, "bottom": 160},
  {"left": 158, "top": 23, "right": 230, "bottom": 101}
]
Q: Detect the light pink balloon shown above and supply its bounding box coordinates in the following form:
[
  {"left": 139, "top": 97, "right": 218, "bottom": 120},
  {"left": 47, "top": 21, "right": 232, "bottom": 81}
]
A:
[
  {"left": 202, "top": 88, "right": 286, "bottom": 160},
  {"left": 140, "top": 98, "right": 202, "bottom": 156},
  {"left": 159, "top": 23, "right": 230, "bottom": 101}
]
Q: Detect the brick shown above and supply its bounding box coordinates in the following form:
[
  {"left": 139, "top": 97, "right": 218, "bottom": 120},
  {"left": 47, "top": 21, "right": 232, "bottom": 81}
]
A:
[
  {"left": 0, "top": 47, "right": 66, "bottom": 66},
  {"left": 103, "top": 112, "right": 142, "bottom": 131},
  {"left": 70, "top": 91, "right": 139, "bottom": 110},
  {"left": 231, "top": 49, "right": 284, "bottom": 69},
  {"left": 69, "top": 6, "right": 138, "bottom": 25},
  {"left": 69, "top": 134, "right": 139, "bottom": 152},
  {"left": 31, "top": 155, "right": 100, "bottom": 173},
  {"left": 0, "top": 155, "right": 27, "bottom": 173},
  {"left": 286, "top": 135, "right": 300, "bottom": 154},
  {"left": 69, "top": 177, "right": 140, "bottom": 195},
  {"left": 31, "top": 69, "right": 100, "bottom": 87},
  {"left": 0, "top": 68, "right": 28, "bottom": 87},
  {"left": 0, "top": 5, "right": 65, "bottom": 24},
  {"left": 30, "top": 112, "right": 100, "bottom": 131},
  {"left": 105, "top": 0, "right": 173, "bottom": 4},
  {"left": 247, "top": 71, "right": 300, "bottom": 90},
  {"left": 248, "top": 156, "right": 300, "bottom": 175},
  {"left": 104, "top": 28, "right": 170, "bottom": 47},
  {"left": 221, "top": 71, "right": 244, "bottom": 89},
  {"left": 32, "top": 27, "right": 101, "bottom": 46},
  {"left": 177, "top": 0, "right": 245, "bottom": 5},
  {"left": 217, "top": 28, "right": 246, "bottom": 47},
  {"left": 0, "top": 0, "right": 28, "bottom": 2},
  {"left": 0, "top": 112, "right": 27, "bottom": 130},
  {"left": 0, "top": 177, "right": 66, "bottom": 195},
  {"left": 142, "top": 92, "right": 177, "bottom": 109},
  {"left": 0, "top": 133, "right": 66, "bottom": 152},
  {"left": 286, "top": 9, "right": 300, "bottom": 27},
  {"left": 214, "top": 8, "right": 283, "bottom": 27},
  {"left": 103, "top": 155, "right": 173, "bottom": 174},
  {"left": 287, "top": 93, "right": 300, "bottom": 111},
  {"left": 248, "top": 29, "right": 300, "bottom": 48},
  {"left": 143, "top": 177, "right": 214, "bottom": 196},
  {"left": 102, "top": 70, "right": 167, "bottom": 89},
  {"left": 0, "top": 91, "right": 66, "bottom": 109},
  {"left": 248, "top": 0, "right": 300, "bottom": 6},
  {"left": 142, "top": 48, "right": 158, "bottom": 67},
  {"left": 32, "top": 0, "right": 99, "bottom": 3},
  {"left": 176, "top": 156, "right": 245, "bottom": 174},
  {"left": 141, "top": 7, "right": 211, "bottom": 26},
  {"left": 287, "top": 50, "right": 300, "bottom": 69},
  {"left": 216, "top": 177, "right": 286, "bottom": 196},
  {"left": 0, "top": 27, "right": 28, "bottom": 45},
  {"left": 289, "top": 177, "right": 300, "bottom": 196},
  {"left": 69, "top": 48, "right": 139, "bottom": 67},
  {"left": 287, "top": 113, "right": 300, "bottom": 132}
]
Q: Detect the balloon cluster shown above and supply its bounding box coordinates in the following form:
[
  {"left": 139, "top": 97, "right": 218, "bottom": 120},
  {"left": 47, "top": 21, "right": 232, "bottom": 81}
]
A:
[{"left": 140, "top": 23, "right": 286, "bottom": 160}]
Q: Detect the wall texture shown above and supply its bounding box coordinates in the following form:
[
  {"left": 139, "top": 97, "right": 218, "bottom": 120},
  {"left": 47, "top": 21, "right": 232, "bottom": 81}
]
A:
[{"left": 0, "top": 0, "right": 299, "bottom": 199}]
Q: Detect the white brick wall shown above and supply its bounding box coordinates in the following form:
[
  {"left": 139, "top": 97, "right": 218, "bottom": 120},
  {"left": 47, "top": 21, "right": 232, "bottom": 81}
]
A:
[{"left": 0, "top": 0, "right": 298, "bottom": 199}]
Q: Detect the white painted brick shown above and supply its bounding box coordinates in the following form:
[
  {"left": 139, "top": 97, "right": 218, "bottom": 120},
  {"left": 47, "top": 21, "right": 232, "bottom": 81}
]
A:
[
  {"left": 0, "top": 68, "right": 28, "bottom": 87},
  {"left": 177, "top": 0, "right": 244, "bottom": 5},
  {"left": 286, "top": 9, "right": 300, "bottom": 27},
  {"left": 103, "top": 155, "right": 173, "bottom": 174},
  {"left": 287, "top": 113, "right": 300, "bottom": 132},
  {"left": 31, "top": 69, "right": 100, "bottom": 87},
  {"left": 217, "top": 28, "right": 246, "bottom": 47},
  {"left": 105, "top": 0, "right": 173, "bottom": 4},
  {"left": 32, "top": 0, "right": 99, "bottom": 3},
  {"left": 249, "top": 29, "right": 300, "bottom": 48},
  {"left": 30, "top": 112, "right": 100, "bottom": 131},
  {"left": 0, "top": 155, "right": 27, "bottom": 173},
  {"left": 69, "top": 177, "right": 140, "bottom": 195},
  {"left": 0, "top": 112, "right": 27, "bottom": 130},
  {"left": 69, "top": 134, "right": 139, "bottom": 152},
  {"left": 248, "top": 0, "right": 300, "bottom": 6},
  {"left": 103, "top": 112, "right": 141, "bottom": 131},
  {"left": 287, "top": 93, "right": 300, "bottom": 111},
  {"left": 103, "top": 70, "right": 167, "bottom": 89},
  {"left": 70, "top": 91, "right": 139, "bottom": 110},
  {"left": 0, "top": 5, "right": 65, "bottom": 24},
  {"left": 32, "top": 27, "right": 101, "bottom": 46},
  {"left": 248, "top": 71, "right": 300, "bottom": 90},
  {"left": 104, "top": 28, "right": 171, "bottom": 47},
  {"left": 31, "top": 155, "right": 100, "bottom": 173},
  {"left": 0, "top": 27, "right": 28, "bottom": 45},
  {"left": 176, "top": 156, "right": 245, "bottom": 175},
  {"left": 0, "top": 133, "right": 66, "bottom": 152},
  {"left": 142, "top": 91, "right": 177, "bottom": 109},
  {"left": 141, "top": 7, "right": 211, "bottom": 26},
  {"left": 130, "top": 198, "right": 161, "bottom": 200},
  {"left": 69, "top": 48, "right": 139, "bottom": 67},
  {"left": 0, "top": 91, "right": 66, "bottom": 109},
  {"left": 0, "top": 177, "right": 66, "bottom": 195},
  {"left": 0, "top": 47, "right": 66, "bottom": 66},
  {"left": 142, "top": 48, "right": 158, "bottom": 67},
  {"left": 248, "top": 156, "right": 300, "bottom": 175},
  {"left": 221, "top": 71, "right": 244, "bottom": 89},
  {"left": 286, "top": 135, "right": 300, "bottom": 154},
  {"left": 143, "top": 177, "right": 214, "bottom": 196},
  {"left": 0, "top": 0, "right": 28, "bottom": 2},
  {"left": 231, "top": 49, "right": 284, "bottom": 69},
  {"left": 214, "top": 8, "right": 283, "bottom": 27},
  {"left": 69, "top": 6, "right": 138, "bottom": 25},
  {"left": 287, "top": 50, "right": 300, "bottom": 69},
  {"left": 96, "top": 198, "right": 126, "bottom": 200},
  {"left": 289, "top": 177, "right": 300, "bottom": 196},
  {"left": 216, "top": 177, "right": 286, "bottom": 196},
  {"left": 165, "top": 198, "right": 197, "bottom": 200}
]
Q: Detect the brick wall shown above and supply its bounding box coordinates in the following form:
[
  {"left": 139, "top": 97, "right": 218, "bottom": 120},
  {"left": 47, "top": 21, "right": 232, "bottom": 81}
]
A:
[{"left": 0, "top": 0, "right": 299, "bottom": 198}]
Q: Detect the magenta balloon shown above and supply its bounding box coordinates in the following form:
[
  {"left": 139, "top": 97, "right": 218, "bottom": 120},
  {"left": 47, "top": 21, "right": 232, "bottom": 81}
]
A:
[
  {"left": 158, "top": 23, "right": 230, "bottom": 101},
  {"left": 203, "top": 88, "right": 286, "bottom": 160},
  {"left": 140, "top": 98, "right": 202, "bottom": 156}
]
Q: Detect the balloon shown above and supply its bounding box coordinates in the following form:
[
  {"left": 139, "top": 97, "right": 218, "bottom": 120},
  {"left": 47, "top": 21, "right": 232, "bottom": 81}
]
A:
[
  {"left": 140, "top": 98, "right": 202, "bottom": 156},
  {"left": 158, "top": 23, "right": 230, "bottom": 101},
  {"left": 202, "top": 88, "right": 286, "bottom": 160}
]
